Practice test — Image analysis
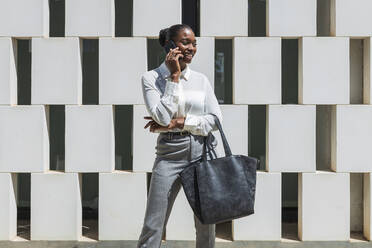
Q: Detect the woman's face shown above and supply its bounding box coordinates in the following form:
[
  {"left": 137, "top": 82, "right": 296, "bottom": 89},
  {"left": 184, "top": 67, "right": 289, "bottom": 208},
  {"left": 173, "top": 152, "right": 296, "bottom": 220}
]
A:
[{"left": 172, "top": 28, "right": 197, "bottom": 64}]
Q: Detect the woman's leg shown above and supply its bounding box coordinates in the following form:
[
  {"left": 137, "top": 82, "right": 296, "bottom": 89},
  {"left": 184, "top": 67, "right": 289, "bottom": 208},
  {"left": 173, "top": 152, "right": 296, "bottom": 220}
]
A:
[
  {"left": 162, "top": 176, "right": 182, "bottom": 232},
  {"left": 137, "top": 133, "right": 217, "bottom": 247},
  {"left": 137, "top": 168, "right": 181, "bottom": 248},
  {"left": 137, "top": 133, "right": 191, "bottom": 247}
]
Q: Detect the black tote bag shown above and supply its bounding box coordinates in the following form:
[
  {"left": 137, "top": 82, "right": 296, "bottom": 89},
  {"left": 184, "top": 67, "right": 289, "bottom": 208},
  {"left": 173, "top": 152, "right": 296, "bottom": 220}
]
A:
[{"left": 179, "top": 113, "right": 259, "bottom": 225}]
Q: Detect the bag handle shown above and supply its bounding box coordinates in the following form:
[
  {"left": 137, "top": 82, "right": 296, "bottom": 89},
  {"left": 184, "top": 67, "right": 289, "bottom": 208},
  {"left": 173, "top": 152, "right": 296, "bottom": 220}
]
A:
[
  {"left": 202, "top": 134, "right": 215, "bottom": 161},
  {"left": 202, "top": 113, "right": 232, "bottom": 161}
]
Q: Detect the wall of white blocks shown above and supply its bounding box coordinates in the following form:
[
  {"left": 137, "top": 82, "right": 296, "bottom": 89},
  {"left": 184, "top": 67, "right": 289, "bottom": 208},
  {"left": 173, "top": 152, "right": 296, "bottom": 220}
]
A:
[{"left": 1, "top": 0, "right": 372, "bottom": 244}]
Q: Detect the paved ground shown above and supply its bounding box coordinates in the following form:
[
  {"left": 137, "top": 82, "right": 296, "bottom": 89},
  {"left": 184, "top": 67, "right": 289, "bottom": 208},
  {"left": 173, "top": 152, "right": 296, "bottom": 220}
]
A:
[
  {"left": 1, "top": 240, "right": 372, "bottom": 248},
  {"left": 4, "top": 221, "right": 371, "bottom": 248}
]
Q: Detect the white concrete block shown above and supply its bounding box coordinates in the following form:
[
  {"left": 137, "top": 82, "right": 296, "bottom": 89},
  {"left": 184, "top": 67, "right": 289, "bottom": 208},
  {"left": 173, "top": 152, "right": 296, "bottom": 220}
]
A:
[
  {"left": 31, "top": 38, "right": 82, "bottom": 104},
  {"left": 65, "top": 0, "right": 114, "bottom": 37},
  {"left": 233, "top": 172, "right": 281, "bottom": 240},
  {"left": 99, "top": 172, "right": 147, "bottom": 240},
  {"left": 133, "top": 0, "right": 181, "bottom": 37},
  {"left": 331, "top": 105, "right": 372, "bottom": 172},
  {"left": 31, "top": 172, "right": 82, "bottom": 240},
  {"left": 233, "top": 37, "right": 281, "bottom": 104},
  {"left": 0, "top": 38, "right": 17, "bottom": 105},
  {"left": 298, "top": 171, "right": 350, "bottom": 241},
  {"left": 189, "top": 37, "right": 215, "bottom": 89},
  {"left": 0, "top": 174, "right": 17, "bottom": 240},
  {"left": 65, "top": 105, "right": 115, "bottom": 172},
  {"left": 214, "top": 105, "right": 248, "bottom": 158},
  {"left": 299, "top": 37, "right": 350, "bottom": 104},
  {"left": 364, "top": 173, "right": 372, "bottom": 240},
  {"left": 133, "top": 105, "right": 158, "bottom": 172},
  {"left": 166, "top": 187, "right": 196, "bottom": 240},
  {"left": 0, "top": 106, "right": 49, "bottom": 172},
  {"left": 99, "top": 38, "right": 146, "bottom": 104},
  {"left": 0, "top": 0, "right": 48, "bottom": 37},
  {"left": 331, "top": 0, "right": 372, "bottom": 37},
  {"left": 266, "top": 105, "right": 316, "bottom": 172},
  {"left": 200, "top": 0, "right": 248, "bottom": 37},
  {"left": 267, "top": 0, "right": 316, "bottom": 37}
]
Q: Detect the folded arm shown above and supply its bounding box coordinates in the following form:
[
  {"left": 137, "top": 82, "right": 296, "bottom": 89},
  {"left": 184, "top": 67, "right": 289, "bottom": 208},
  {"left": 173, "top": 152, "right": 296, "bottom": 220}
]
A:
[{"left": 142, "top": 74, "right": 181, "bottom": 127}]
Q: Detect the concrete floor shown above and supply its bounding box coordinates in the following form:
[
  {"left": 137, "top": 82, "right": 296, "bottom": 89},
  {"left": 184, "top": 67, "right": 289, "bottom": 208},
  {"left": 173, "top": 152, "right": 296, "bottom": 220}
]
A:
[
  {"left": 2, "top": 222, "right": 372, "bottom": 248},
  {"left": 1, "top": 239, "right": 372, "bottom": 248}
]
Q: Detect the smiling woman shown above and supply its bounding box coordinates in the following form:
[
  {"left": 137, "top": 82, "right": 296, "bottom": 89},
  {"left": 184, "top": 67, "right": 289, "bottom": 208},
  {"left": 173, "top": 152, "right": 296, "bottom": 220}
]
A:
[
  {"left": 142, "top": 25, "right": 222, "bottom": 136},
  {"left": 136, "top": 24, "right": 223, "bottom": 248}
]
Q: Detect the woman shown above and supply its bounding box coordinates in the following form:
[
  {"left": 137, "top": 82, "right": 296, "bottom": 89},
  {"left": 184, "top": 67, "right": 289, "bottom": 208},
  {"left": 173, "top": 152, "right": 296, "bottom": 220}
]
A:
[{"left": 137, "top": 24, "right": 223, "bottom": 248}]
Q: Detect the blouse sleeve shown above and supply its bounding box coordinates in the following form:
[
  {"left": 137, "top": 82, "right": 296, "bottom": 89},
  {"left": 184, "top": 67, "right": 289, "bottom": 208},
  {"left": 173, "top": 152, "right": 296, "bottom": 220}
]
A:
[
  {"left": 181, "top": 74, "right": 223, "bottom": 136},
  {"left": 141, "top": 74, "right": 182, "bottom": 127}
]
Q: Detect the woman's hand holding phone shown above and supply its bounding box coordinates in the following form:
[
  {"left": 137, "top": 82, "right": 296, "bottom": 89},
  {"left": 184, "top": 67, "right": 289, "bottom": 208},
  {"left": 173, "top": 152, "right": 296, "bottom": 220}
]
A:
[{"left": 165, "top": 47, "right": 184, "bottom": 83}]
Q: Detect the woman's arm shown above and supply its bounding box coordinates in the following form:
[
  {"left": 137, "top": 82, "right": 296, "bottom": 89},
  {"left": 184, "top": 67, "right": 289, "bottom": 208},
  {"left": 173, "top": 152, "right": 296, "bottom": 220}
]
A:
[
  {"left": 142, "top": 74, "right": 182, "bottom": 127},
  {"left": 181, "top": 75, "right": 223, "bottom": 136}
]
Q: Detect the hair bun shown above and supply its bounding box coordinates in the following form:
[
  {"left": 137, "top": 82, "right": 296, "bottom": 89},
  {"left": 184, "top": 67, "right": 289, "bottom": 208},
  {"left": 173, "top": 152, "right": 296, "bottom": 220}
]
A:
[{"left": 159, "top": 28, "right": 169, "bottom": 47}]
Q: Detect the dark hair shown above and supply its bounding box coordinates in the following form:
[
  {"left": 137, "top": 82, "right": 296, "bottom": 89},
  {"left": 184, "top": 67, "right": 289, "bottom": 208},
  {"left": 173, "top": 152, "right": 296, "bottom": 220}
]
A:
[{"left": 158, "top": 24, "right": 193, "bottom": 47}]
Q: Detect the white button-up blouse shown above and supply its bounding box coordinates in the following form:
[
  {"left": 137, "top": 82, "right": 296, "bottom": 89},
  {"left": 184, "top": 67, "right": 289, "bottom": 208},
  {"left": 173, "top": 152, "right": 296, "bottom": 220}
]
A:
[{"left": 141, "top": 60, "right": 223, "bottom": 136}]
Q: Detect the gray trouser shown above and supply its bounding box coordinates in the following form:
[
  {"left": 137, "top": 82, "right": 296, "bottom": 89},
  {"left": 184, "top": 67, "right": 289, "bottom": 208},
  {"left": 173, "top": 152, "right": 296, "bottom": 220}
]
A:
[{"left": 137, "top": 132, "right": 217, "bottom": 248}]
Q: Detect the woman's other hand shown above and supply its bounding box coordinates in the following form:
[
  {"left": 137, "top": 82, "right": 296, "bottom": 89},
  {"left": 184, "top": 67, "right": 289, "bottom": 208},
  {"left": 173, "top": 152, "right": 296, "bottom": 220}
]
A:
[
  {"left": 165, "top": 47, "right": 184, "bottom": 83},
  {"left": 144, "top": 116, "right": 185, "bottom": 132},
  {"left": 167, "top": 117, "right": 185, "bottom": 130}
]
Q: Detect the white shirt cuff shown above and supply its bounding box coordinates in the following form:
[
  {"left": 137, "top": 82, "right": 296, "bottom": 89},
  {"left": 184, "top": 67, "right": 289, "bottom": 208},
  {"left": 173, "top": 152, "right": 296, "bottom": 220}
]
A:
[{"left": 182, "top": 114, "right": 200, "bottom": 131}]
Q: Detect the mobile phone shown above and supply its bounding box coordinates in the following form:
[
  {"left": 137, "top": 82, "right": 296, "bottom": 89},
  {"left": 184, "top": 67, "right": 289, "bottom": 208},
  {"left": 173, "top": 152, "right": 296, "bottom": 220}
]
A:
[
  {"left": 164, "top": 40, "right": 177, "bottom": 53},
  {"left": 164, "top": 40, "right": 182, "bottom": 60}
]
